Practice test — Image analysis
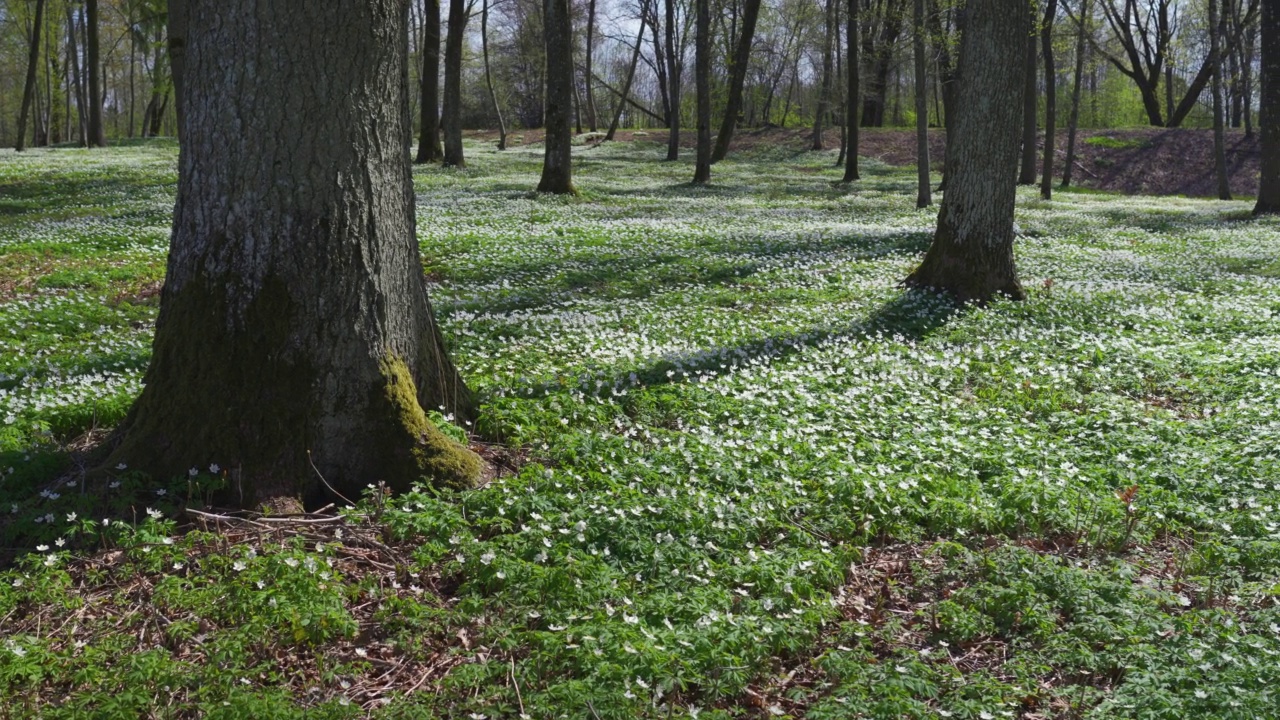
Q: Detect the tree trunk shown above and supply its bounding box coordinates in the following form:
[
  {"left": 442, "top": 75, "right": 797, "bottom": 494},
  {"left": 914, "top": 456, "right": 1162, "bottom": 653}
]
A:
[
  {"left": 105, "top": 0, "right": 481, "bottom": 506},
  {"left": 664, "top": 0, "right": 682, "bottom": 160},
  {"left": 649, "top": 8, "right": 672, "bottom": 128},
  {"left": 68, "top": 3, "right": 87, "bottom": 146},
  {"left": 16, "top": 0, "right": 46, "bottom": 152},
  {"left": 539, "top": 0, "right": 577, "bottom": 193},
  {"left": 1018, "top": 32, "right": 1038, "bottom": 185},
  {"left": 1063, "top": 0, "right": 1088, "bottom": 188},
  {"left": 86, "top": 0, "right": 105, "bottom": 147},
  {"left": 442, "top": 0, "right": 467, "bottom": 168},
  {"left": 1256, "top": 0, "right": 1278, "bottom": 213},
  {"left": 1211, "top": 0, "right": 1232, "bottom": 200},
  {"left": 842, "top": 0, "right": 860, "bottom": 182},
  {"left": 481, "top": 0, "right": 508, "bottom": 149},
  {"left": 585, "top": 0, "right": 599, "bottom": 131},
  {"left": 607, "top": 18, "right": 647, "bottom": 141},
  {"left": 416, "top": 0, "right": 444, "bottom": 163},
  {"left": 904, "top": 0, "right": 1030, "bottom": 304},
  {"left": 1243, "top": 18, "right": 1256, "bottom": 139},
  {"left": 1040, "top": 0, "right": 1058, "bottom": 199},
  {"left": 168, "top": 0, "right": 186, "bottom": 136},
  {"left": 836, "top": 14, "right": 847, "bottom": 167},
  {"left": 692, "top": 0, "right": 712, "bottom": 183},
  {"left": 913, "top": 0, "right": 930, "bottom": 207},
  {"left": 813, "top": 0, "right": 835, "bottom": 150},
  {"left": 711, "top": 0, "right": 762, "bottom": 162}
]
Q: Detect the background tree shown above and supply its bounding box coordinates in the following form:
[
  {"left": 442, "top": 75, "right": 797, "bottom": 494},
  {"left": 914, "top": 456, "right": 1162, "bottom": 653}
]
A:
[
  {"left": 1062, "top": 0, "right": 1089, "bottom": 189},
  {"left": 442, "top": 0, "right": 469, "bottom": 167},
  {"left": 911, "top": 0, "right": 929, "bottom": 207},
  {"left": 692, "top": 0, "right": 710, "bottom": 182},
  {"left": 842, "top": 0, "right": 859, "bottom": 182},
  {"left": 711, "top": 0, "right": 762, "bottom": 162},
  {"left": 905, "top": 0, "right": 1030, "bottom": 304},
  {"left": 1255, "top": 0, "right": 1278, "bottom": 214},
  {"left": 85, "top": 0, "right": 104, "bottom": 146},
  {"left": 481, "top": 0, "right": 508, "bottom": 149},
  {"left": 15, "top": 0, "right": 46, "bottom": 151},
  {"left": 1040, "top": 0, "right": 1058, "bottom": 200},
  {"left": 538, "top": 0, "right": 576, "bottom": 193},
  {"left": 107, "top": 0, "right": 481, "bottom": 505},
  {"left": 1018, "top": 28, "right": 1038, "bottom": 186},
  {"left": 812, "top": 0, "right": 834, "bottom": 150},
  {"left": 417, "top": 0, "right": 444, "bottom": 163},
  {"left": 1211, "top": 0, "right": 1231, "bottom": 200}
]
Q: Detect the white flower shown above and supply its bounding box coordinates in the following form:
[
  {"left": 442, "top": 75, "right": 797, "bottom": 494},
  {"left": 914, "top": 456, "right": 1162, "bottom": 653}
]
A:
[
  {"left": 480, "top": 551, "right": 495, "bottom": 565},
  {"left": 66, "top": 512, "right": 76, "bottom": 522},
  {"left": 232, "top": 561, "right": 246, "bottom": 572},
  {"left": 188, "top": 467, "right": 198, "bottom": 477},
  {"left": 115, "top": 463, "right": 127, "bottom": 470},
  {"left": 209, "top": 463, "right": 220, "bottom": 473},
  {"left": 35, "top": 544, "right": 48, "bottom": 552}
]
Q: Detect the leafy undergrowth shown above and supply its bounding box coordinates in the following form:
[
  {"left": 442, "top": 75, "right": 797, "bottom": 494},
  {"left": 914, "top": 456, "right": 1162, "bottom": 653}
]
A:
[{"left": 1, "top": 140, "right": 1280, "bottom": 718}]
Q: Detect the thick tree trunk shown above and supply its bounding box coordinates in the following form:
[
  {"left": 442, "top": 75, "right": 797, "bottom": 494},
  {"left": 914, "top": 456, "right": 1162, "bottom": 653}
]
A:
[
  {"left": 904, "top": 0, "right": 1030, "bottom": 304},
  {"left": 539, "top": 0, "right": 577, "bottom": 193},
  {"left": 85, "top": 0, "right": 105, "bottom": 146},
  {"left": 711, "top": 0, "right": 762, "bottom": 162},
  {"left": 842, "top": 0, "right": 860, "bottom": 182},
  {"left": 16, "top": 0, "right": 46, "bottom": 153},
  {"left": 442, "top": 0, "right": 467, "bottom": 168},
  {"left": 106, "top": 0, "right": 480, "bottom": 505},
  {"left": 692, "top": 0, "right": 711, "bottom": 183},
  {"left": 1063, "top": 0, "right": 1088, "bottom": 188},
  {"left": 416, "top": 0, "right": 444, "bottom": 163},
  {"left": 1255, "top": 0, "right": 1279, "bottom": 214},
  {"left": 585, "top": 0, "right": 598, "bottom": 131},
  {"left": 813, "top": 0, "right": 835, "bottom": 150},
  {"left": 1018, "top": 33, "right": 1038, "bottom": 185},
  {"left": 664, "top": 0, "right": 682, "bottom": 160},
  {"left": 1211, "top": 0, "right": 1232, "bottom": 200},
  {"left": 607, "top": 20, "right": 647, "bottom": 141},
  {"left": 912, "top": 0, "right": 930, "bottom": 207},
  {"left": 481, "top": 0, "right": 507, "bottom": 149},
  {"left": 1040, "top": 0, "right": 1058, "bottom": 199}
]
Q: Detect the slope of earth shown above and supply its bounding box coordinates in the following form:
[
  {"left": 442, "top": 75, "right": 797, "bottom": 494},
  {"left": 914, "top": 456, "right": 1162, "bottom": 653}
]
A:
[{"left": 1, "top": 140, "right": 1279, "bottom": 719}]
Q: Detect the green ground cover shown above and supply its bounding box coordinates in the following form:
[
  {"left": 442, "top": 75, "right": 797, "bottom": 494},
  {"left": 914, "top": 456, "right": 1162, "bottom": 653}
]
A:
[{"left": 1, "top": 139, "right": 1279, "bottom": 718}]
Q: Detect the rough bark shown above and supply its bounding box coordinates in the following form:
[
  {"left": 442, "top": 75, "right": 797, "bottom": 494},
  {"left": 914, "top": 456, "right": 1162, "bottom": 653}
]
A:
[
  {"left": 912, "top": 0, "right": 930, "bottom": 207},
  {"left": 1211, "top": 0, "right": 1232, "bottom": 200},
  {"left": 1063, "top": 0, "right": 1088, "bottom": 188},
  {"left": 813, "top": 0, "right": 835, "bottom": 151},
  {"left": 606, "top": 19, "right": 647, "bottom": 141},
  {"left": 1040, "top": 0, "right": 1058, "bottom": 199},
  {"left": 16, "top": 0, "right": 46, "bottom": 152},
  {"left": 1018, "top": 32, "right": 1038, "bottom": 185},
  {"left": 539, "top": 0, "right": 577, "bottom": 193},
  {"left": 86, "top": 0, "right": 104, "bottom": 147},
  {"left": 416, "top": 0, "right": 444, "bottom": 163},
  {"left": 711, "top": 0, "right": 762, "bottom": 162},
  {"left": 105, "top": 0, "right": 481, "bottom": 506},
  {"left": 692, "top": 0, "right": 711, "bottom": 183},
  {"left": 1255, "top": 0, "right": 1279, "bottom": 214},
  {"left": 442, "top": 0, "right": 467, "bottom": 168},
  {"left": 481, "top": 0, "right": 507, "bottom": 149},
  {"left": 904, "top": 0, "right": 1030, "bottom": 304},
  {"left": 842, "top": 0, "right": 860, "bottom": 182}
]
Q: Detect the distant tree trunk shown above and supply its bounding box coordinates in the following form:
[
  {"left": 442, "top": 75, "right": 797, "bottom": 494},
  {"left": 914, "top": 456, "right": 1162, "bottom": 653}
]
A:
[
  {"left": 68, "top": 3, "right": 87, "bottom": 145},
  {"left": 1243, "top": 18, "right": 1256, "bottom": 139},
  {"left": 1063, "top": 0, "right": 1088, "bottom": 188},
  {"left": 913, "top": 0, "right": 930, "bottom": 207},
  {"left": 842, "top": 0, "right": 860, "bottom": 182},
  {"left": 539, "top": 0, "right": 577, "bottom": 193},
  {"left": 481, "top": 0, "right": 507, "bottom": 149},
  {"left": 1018, "top": 33, "right": 1038, "bottom": 185},
  {"left": 692, "top": 0, "right": 711, "bottom": 183},
  {"left": 836, "top": 15, "right": 847, "bottom": 167},
  {"left": 1040, "top": 0, "right": 1058, "bottom": 199},
  {"left": 585, "top": 0, "right": 599, "bottom": 131},
  {"left": 861, "top": 0, "right": 904, "bottom": 127},
  {"left": 168, "top": 0, "right": 186, "bottom": 135},
  {"left": 649, "top": 8, "right": 672, "bottom": 128},
  {"left": 442, "top": 0, "right": 467, "bottom": 168},
  {"left": 607, "top": 19, "right": 647, "bottom": 140},
  {"left": 1255, "top": 0, "right": 1278, "bottom": 214},
  {"left": 905, "top": 0, "right": 1030, "bottom": 304},
  {"left": 416, "top": 0, "right": 444, "bottom": 163},
  {"left": 16, "top": 0, "right": 46, "bottom": 152},
  {"left": 106, "top": 0, "right": 481, "bottom": 505},
  {"left": 711, "top": 0, "right": 762, "bottom": 162},
  {"left": 664, "top": 0, "right": 682, "bottom": 160},
  {"left": 1211, "top": 0, "right": 1232, "bottom": 200},
  {"left": 813, "top": 0, "right": 835, "bottom": 150}
]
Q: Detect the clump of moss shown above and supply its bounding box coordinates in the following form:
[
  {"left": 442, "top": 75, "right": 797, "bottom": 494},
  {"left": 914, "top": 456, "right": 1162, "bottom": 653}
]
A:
[{"left": 375, "top": 355, "right": 482, "bottom": 492}]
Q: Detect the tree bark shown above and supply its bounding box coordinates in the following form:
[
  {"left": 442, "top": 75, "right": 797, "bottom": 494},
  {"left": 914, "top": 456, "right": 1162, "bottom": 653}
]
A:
[
  {"left": 842, "top": 0, "right": 860, "bottom": 182},
  {"left": 1063, "top": 0, "right": 1088, "bottom": 188},
  {"left": 585, "top": 0, "right": 599, "bottom": 131},
  {"left": 607, "top": 18, "right": 647, "bottom": 141},
  {"left": 913, "top": 0, "right": 930, "bottom": 207},
  {"left": 904, "top": 0, "right": 1030, "bottom": 304},
  {"left": 539, "top": 0, "right": 577, "bottom": 193},
  {"left": 416, "top": 0, "right": 444, "bottom": 163},
  {"left": 711, "top": 0, "right": 762, "bottom": 162},
  {"left": 16, "top": 0, "right": 46, "bottom": 152},
  {"left": 1040, "top": 0, "right": 1058, "bottom": 199},
  {"left": 1255, "top": 0, "right": 1279, "bottom": 214},
  {"left": 168, "top": 0, "right": 186, "bottom": 136},
  {"left": 106, "top": 0, "right": 481, "bottom": 506},
  {"left": 692, "top": 0, "right": 712, "bottom": 183},
  {"left": 68, "top": 2, "right": 87, "bottom": 146},
  {"left": 1018, "top": 31, "right": 1038, "bottom": 185},
  {"left": 481, "top": 0, "right": 508, "bottom": 149},
  {"left": 442, "top": 0, "right": 467, "bottom": 168},
  {"left": 1211, "top": 0, "right": 1232, "bottom": 200},
  {"left": 664, "top": 0, "right": 682, "bottom": 160},
  {"left": 813, "top": 0, "right": 835, "bottom": 150}
]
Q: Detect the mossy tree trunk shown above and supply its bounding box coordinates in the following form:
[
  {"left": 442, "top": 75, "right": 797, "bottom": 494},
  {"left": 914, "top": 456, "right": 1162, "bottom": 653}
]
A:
[
  {"left": 442, "top": 0, "right": 468, "bottom": 168},
  {"left": 416, "top": 0, "right": 444, "bottom": 163},
  {"left": 107, "top": 0, "right": 481, "bottom": 506},
  {"left": 692, "top": 0, "right": 711, "bottom": 184},
  {"left": 842, "top": 0, "right": 860, "bottom": 183},
  {"left": 1256, "top": 0, "right": 1279, "bottom": 214},
  {"left": 538, "top": 0, "right": 577, "bottom": 194},
  {"left": 904, "top": 0, "right": 1030, "bottom": 305}
]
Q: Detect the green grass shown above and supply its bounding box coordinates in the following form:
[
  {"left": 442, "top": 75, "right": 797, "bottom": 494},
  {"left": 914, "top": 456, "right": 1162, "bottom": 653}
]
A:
[
  {"left": 1083, "top": 135, "right": 1153, "bottom": 150},
  {"left": 1, "top": 139, "right": 1279, "bottom": 718}
]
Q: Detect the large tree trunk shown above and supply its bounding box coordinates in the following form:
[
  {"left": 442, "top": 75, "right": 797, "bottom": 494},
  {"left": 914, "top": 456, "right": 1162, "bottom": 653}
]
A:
[
  {"left": 416, "top": 0, "right": 444, "bottom": 163},
  {"left": 912, "top": 0, "right": 930, "bottom": 207},
  {"left": 106, "top": 0, "right": 481, "bottom": 506},
  {"left": 692, "top": 0, "right": 711, "bottom": 183},
  {"left": 813, "top": 0, "right": 835, "bottom": 150},
  {"left": 664, "top": 0, "right": 682, "bottom": 160},
  {"left": 842, "top": 0, "right": 860, "bottom": 182},
  {"left": 1018, "top": 32, "right": 1038, "bottom": 185},
  {"left": 1211, "top": 0, "right": 1232, "bottom": 200},
  {"left": 1063, "top": 0, "right": 1089, "bottom": 189},
  {"left": 481, "top": 0, "right": 508, "bottom": 149},
  {"left": 16, "top": 0, "right": 46, "bottom": 153},
  {"left": 85, "top": 0, "right": 105, "bottom": 146},
  {"left": 904, "top": 0, "right": 1030, "bottom": 304},
  {"left": 539, "top": 0, "right": 577, "bottom": 193},
  {"left": 1255, "top": 0, "right": 1279, "bottom": 214},
  {"left": 442, "top": 0, "right": 467, "bottom": 168},
  {"left": 711, "top": 0, "right": 762, "bottom": 162},
  {"left": 1040, "top": 0, "right": 1058, "bottom": 199}
]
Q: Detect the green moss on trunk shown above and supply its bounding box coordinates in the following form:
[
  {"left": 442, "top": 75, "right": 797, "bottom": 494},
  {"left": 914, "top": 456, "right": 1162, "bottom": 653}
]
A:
[{"left": 374, "top": 355, "right": 481, "bottom": 493}]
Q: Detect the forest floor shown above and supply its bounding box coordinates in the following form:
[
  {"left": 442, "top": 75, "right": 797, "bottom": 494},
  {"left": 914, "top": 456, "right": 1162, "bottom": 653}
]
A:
[{"left": 1, "top": 139, "right": 1280, "bottom": 718}]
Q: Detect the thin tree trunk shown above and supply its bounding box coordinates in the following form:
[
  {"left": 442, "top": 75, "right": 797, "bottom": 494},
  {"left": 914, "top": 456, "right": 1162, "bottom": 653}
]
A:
[
  {"left": 1254, "top": 0, "right": 1278, "bottom": 214},
  {"left": 1063, "top": 0, "right": 1089, "bottom": 188},
  {"left": 913, "top": 0, "right": 930, "bottom": 207},
  {"left": 69, "top": 4, "right": 87, "bottom": 145},
  {"left": 481, "top": 0, "right": 507, "bottom": 149},
  {"left": 539, "top": 0, "right": 577, "bottom": 193},
  {"left": 1018, "top": 32, "right": 1038, "bottom": 184},
  {"left": 86, "top": 0, "right": 105, "bottom": 147},
  {"left": 842, "top": 0, "right": 860, "bottom": 182},
  {"left": 905, "top": 0, "right": 1031, "bottom": 304},
  {"left": 416, "top": 0, "right": 444, "bottom": 163},
  {"left": 585, "top": 0, "right": 598, "bottom": 131},
  {"left": 649, "top": 8, "right": 672, "bottom": 127},
  {"left": 108, "top": 0, "right": 481, "bottom": 505},
  {"left": 16, "top": 0, "right": 46, "bottom": 152},
  {"left": 813, "top": 0, "right": 835, "bottom": 150},
  {"left": 168, "top": 0, "right": 186, "bottom": 135},
  {"left": 607, "top": 18, "right": 647, "bottom": 141},
  {"left": 1040, "top": 0, "right": 1058, "bottom": 199},
  {"left": 1243, "top": 17, "right": 1256, "bottom": 138},
  {"left": 692, "top": 0, "right": 711, "bottom": 183},
  {"left": 1211, "top": 0, "right": 1232, "bottom": 200},
  {"left": 664, "top": 0, "right": 682, "bottom": 160},
  {"left": 711, "top": 0, "right": 762, "bottom": 162},
  {"left": 836, "top": 13, "right": 848, "bottom": 167},
  {"left": 442, "top": 0, "right": 467, "bottom": 168}
]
